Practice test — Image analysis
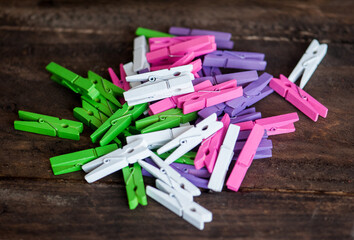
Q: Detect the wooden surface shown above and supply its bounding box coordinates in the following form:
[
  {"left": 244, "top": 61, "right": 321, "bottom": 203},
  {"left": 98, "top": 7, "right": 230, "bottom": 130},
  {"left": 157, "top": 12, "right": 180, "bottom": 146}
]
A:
[{"left": 0, "top": 0, "right": 353, "bottom": 239}]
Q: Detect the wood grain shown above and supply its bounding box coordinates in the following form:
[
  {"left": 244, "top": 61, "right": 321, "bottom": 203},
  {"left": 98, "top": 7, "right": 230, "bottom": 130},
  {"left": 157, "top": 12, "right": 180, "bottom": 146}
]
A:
[{"left": 0, "top": 0, "right": 353, "bottom": 239}]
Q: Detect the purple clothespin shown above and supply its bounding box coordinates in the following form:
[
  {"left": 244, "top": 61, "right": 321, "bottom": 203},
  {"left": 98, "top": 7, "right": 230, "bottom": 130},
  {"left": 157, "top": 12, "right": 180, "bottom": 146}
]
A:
[
  {"left": 225, "top": 73, "right": 274, "bottom": 116},
  {"left": 237, "top": 128, "right": 268, "bottom": 141},
  {"left": 233, "top": 149, "right": 272, "bottom": 161},
  {"left": 229, "top": 108, "right": 262, "bottom": 123},
  {"left": 192, "top": 70, "right": 259, "bottom": 86},
  {"left": 202, "top": 66, "right": 222, "bottom": 77},
  {"left": 169, "top": 27, "right": 234, "bottom": 49},
  {"left": 234, "top": 138, "right": 273, "bottom": 152},
  {"left": 203, "top": 50, "right": 267, "bottom": 70}
]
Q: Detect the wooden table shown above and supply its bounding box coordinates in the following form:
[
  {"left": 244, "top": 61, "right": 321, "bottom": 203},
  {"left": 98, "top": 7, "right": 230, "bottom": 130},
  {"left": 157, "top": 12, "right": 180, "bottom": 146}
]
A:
[{"left": 1, "top": 1, "right": 353, "bottom": 239}]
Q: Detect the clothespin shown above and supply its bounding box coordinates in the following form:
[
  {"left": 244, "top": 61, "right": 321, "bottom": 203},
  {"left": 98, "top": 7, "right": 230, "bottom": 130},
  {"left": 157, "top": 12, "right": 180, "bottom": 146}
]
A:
[
  {"left": 226, "top": 124, "right": 265, "bottom": 191},
  {"left": 146, "top": 35, "right": 216, "bottom": 65},
  {"left": 194, "top": 114, "right": 231, "bottom": 172},
  {"left": 175, "top": 79, "right": 243, "bottom": 114},
  {"left": 225, "top": 73, "right": 274, "bottom": 116},
  {"left": 234, "top": 138, "right": 273, "bottom": 152},
  {"left": 192, "top": 70, "right": 259, "bottom": 86},
  {"left": 119, "top": 64, "right": 131, "bottom": 91},
  {"left": 233, "top": 149, "right": 272, "bottom": 161},
  {"left": 288, "top": 39, "right": 328, "bottom": 89},
  {"left": 90, "top": 103, "right": 148, "bottom": 146},
  {"left": 149, "top": 36, "right": 202, "bottom": 51},
  {"left": 126, "top": 126, "right": 192, "bottom": 150},
  {"left": 234, "top": 112, "right": 299, "bottom": 136},
  {"left": 82, "top": 139, "right": 152, "bottom": 183},
  {"left": 14, "top": 110, "right": 83, "bottom": 140},
  {"left": 135, "top": 108, "right": 197, "bottom": 133},
  {"left": 133, "top": 35, "right": 150, "bottom": 72},
  {"left": 50, "top": 144, "right": 118, "bottom": 175},
  {"left": 138, "top": 153, "right": 201, "bottom": 198},
  {"left": 208, "top": 124, "right": 240, "bottom": 192},
  {"left": 122, "top": 162, "right": 148, "bottom": 210},
  {"left": 149, "top": 79, "right": 212, "bottom": 115},
  {"left": 146, "top": 179, "right": 212, "bottom": 230},
  {"left": 123, "top": 65, "right": 195, "bottom": 106},
  {"left": 201, "top": 66, "right": 222, "bottom": 77},
  {"left": 203, "top": 50, "right": 267, "bottom": 71},
  {"left": 169, "top": 26, "right": 234, "bottom": 49},
  {"left": 108, "top": 66, "right": 129, "bottom": 105},
  {"left": 229, "top": 107, "right": 262, "bottom": 124},
  {"left": 46, "top": 62, "right": 100, "bottom": 99},
  {"left": 157, "top": 113, "right": 224, "bottom": 165},
  {"left": 135, "top": 27, "right": 174, "bottom": 38},
  {"left": 270, "top": 75, "right": 328, "bottom": 121}
]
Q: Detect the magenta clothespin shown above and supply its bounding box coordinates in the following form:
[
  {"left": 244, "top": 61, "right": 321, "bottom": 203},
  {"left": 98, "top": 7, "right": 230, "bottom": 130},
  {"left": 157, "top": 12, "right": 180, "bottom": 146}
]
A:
[
  {"left": 169, "top": 27, "right": 234, "bottom": 49},
  {"left": 225, "top": 73, "right": 274, "bottom": 116},
  {"left": 108, "top": 67, "right": 128, "bottom": 105},
  {"left": 176, "top": 80, "right": 243, "bottom": 114},
  {"left": 270, "top": 74, "right": 328, "bottom": 122},
  {"left": 146, "top": 36, "right": 216, "bottom": 65},
  {"left": 149, "top": 36, "right": 201, "bottom": 51},
  {"left": 226, "top": 124, "right": 265, "bottom": 192},
  {"left": 203, "top": 50, "right": 267, "bottom": 71},
  {"left": 119, "top": 63, "right": 131, "bottom": 91},
  {"left": 194, "top": 114, "right": 231, "bottom": 172},
  {"left": 255, "top": 112, "right": 299, "bottom": 136},
  {"left": 149, "top": 80, "right": 213, "bottom": 115}
]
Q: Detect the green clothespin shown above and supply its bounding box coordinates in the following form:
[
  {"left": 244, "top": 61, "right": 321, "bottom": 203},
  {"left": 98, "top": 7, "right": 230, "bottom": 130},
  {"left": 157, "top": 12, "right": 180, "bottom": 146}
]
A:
[
  {"left": 73, "top": 98, "right": 123, "bottom": 147},
  {"left": 87, "top": 71, "right": 124, "bottom": 109},
  {"left": 122, "top": 163, "right": 147, "bottom": 210},
  {"left": 157, "top": 151, "right": 196, "bottom": 165},
  {"left": 46, "top": 62, "right": 100, "bottom": 100},
  {"left": 50, "top": 144, "right": 118, "bottom": 175},
  {"left": 91, "top": 103, "right": 148, "bottom": 146},
  {"left": 135, "top": 108, "right": 197, "bottom": 133},
  {"left": 135, "top": 27, "right": 174, "bottom": 38},
  {"left": 14, "top": 110, "right": 83, "bottom": 140}
]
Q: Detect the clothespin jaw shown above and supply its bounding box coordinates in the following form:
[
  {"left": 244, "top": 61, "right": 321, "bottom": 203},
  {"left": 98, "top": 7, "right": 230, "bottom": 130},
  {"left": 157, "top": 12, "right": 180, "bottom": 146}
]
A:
[
  {"left": 288, "top": 39, "right": 328, "bottom": 89},
  {"left": 146, "top": 179, "right": 212, "bottom": 230},
  {"left": 157, "top": 113, "right": 224, "bottom": 165},
  {"left": 157, "top": 151, "right": 196, "bottom": 165},
  {"left": 270, "top": 74, "right": 328, "bottom": 122},
  {"left": 122, "top": 162, "right": 148, "bottom": 210},
  {"left": 14, "top": 110, "right": 83, "bottom": 140},
  {"left": 50, "top": 144, "right": 118, "bottom": 175},
  {"left": 87, "top": 71, "right": 125, "bottom": 108},
  {"left": 46, "top": 62, "right": 100, "bottom": 99},
  {"left": 90, "top": 103, "right": 148, "bottom": 146},
  {"left": 135, "top": 108, "right": 197, "bottom": 133}
]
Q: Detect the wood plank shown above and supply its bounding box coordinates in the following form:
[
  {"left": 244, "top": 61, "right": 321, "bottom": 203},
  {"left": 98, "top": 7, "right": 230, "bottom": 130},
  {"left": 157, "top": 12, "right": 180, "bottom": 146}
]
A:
[
  {"left": 0, "top": 0, "right": 353, "bottom": 43},
  {"left": 0, "top": 29, "right": 353, "bottom": 193},
  {"left": 0, "top": 179, "right": 353, "bottom": 240}
]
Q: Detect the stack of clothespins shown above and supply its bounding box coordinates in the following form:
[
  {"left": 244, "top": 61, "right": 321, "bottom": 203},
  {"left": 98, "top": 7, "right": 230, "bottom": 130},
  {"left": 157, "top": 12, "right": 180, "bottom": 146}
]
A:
[{"left": 14, "top": 26, "right": 329, "bottom": 230}]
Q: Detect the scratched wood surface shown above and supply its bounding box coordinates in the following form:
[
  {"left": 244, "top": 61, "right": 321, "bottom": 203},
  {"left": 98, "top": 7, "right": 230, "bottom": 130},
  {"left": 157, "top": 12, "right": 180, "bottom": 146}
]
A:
[{"left": 0, "top": 0, "right": 353, "bottom": 239}]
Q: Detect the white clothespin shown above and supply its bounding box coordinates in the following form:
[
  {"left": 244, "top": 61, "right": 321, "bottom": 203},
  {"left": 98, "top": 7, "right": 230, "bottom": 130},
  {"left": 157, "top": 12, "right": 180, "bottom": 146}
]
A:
[
  {"left": 123, "top": 62, "right": 140, "bottom": 88},
  {"left": 82, "top": 139, "right": 152, "bottom": 183},
  {"left": 126, "top": 125, "right": 192, "bottom": 149},
  {"left": 157, "top": 113, "right": 223, "bottom": 165},
  {"left": 133, "top": 35, "right": 150, "bottom": 72},
  {"left": 138, "top": 152, "right": 201, "bottom": 198},
  {"left": 123, "top": 65, "right": 195, "bottom": 106},
  {"left": 208, "top": 124, "right": 240, "bottom": 192},
  {"left": 288, "top": 39, "right": 327, "bottom": 89},
  {"left": 146, "top": 179, "right": 212, "bottom": 230}
]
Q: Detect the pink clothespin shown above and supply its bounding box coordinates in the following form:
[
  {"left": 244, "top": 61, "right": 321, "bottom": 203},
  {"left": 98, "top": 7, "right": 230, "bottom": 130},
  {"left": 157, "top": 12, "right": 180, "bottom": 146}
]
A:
[
  {"left": 108, "top": 66, "right": 130, "bottom": 105},
  {"left": 194, "top": 114, "right": 231, "bottom": 172},
  {"left": 149, "top": 80, "right": 213, "bottom": 115},
  {"left": 146, "top": 36, "right": 216, "bottom": 65},
  {"left": 176, "top": 80, "right": 243, "bottom": 114},
  {"left": 234, "top": 112, "right": 299, "bottom": 136},
  {"left": 226, "top": 124, "right": 265, "bottom": 192},
  {"left": 118, "top": 64, "right": 131, "bottom": 91},
  {"left": 270, "top": 74, "right": 328, "bottom": 122},
  {"left": 149, "top": 36, "right": 201, "bottom": 51}
]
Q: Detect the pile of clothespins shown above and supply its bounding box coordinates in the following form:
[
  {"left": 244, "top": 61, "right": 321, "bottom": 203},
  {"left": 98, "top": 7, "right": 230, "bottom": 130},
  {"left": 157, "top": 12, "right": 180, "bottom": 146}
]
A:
[{"left": 14, "top": 26, "right": 328, "bottom": 230}]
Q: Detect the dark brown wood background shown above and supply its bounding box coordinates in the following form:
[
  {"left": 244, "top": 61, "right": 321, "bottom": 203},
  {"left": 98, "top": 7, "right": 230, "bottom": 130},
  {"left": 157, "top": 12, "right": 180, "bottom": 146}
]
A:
[{"left": 0, "top": 0, "right": 353, "bottom": 239}]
